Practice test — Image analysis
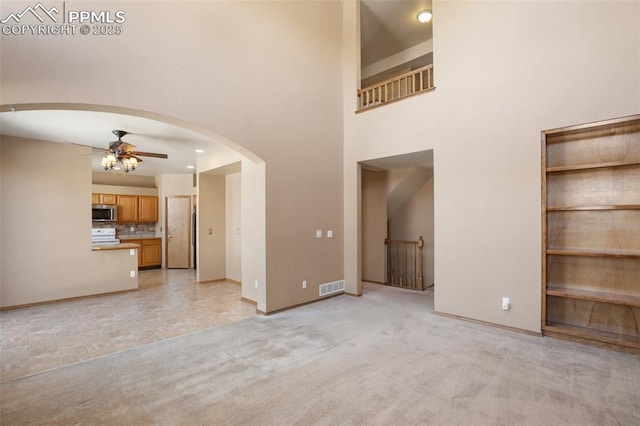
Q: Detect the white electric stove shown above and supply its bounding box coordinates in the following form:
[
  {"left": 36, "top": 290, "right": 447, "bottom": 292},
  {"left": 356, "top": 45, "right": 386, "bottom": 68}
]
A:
[{"left": 91, "top": 228, "right": 120, "bottom": 246}]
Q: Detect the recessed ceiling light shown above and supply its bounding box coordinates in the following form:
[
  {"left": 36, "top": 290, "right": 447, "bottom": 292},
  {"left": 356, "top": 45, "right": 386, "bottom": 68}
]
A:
[
  {"left": 417, "top": 10, "right": 432, "bottom": 23},
  {"left": 187, "top": 165, "right": 195, "bottom": 169},
  {"left": 195, "top": 149, "right": 205, "bottom": 153}
]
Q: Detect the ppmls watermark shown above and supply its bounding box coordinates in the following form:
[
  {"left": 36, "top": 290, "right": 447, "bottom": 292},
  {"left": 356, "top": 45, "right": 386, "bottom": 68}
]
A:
[{"left": 1, "top": 2, "right": 126, "bottom": 36}]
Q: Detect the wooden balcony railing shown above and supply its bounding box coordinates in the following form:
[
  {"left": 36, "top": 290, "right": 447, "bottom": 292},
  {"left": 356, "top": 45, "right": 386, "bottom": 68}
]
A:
[{"left": 357, "top": 64, "right": 434, "bottom": 112}]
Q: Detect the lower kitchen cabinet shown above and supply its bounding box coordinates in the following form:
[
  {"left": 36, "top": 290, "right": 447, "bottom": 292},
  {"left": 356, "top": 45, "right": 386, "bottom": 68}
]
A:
[
  {"left": 141, "top": 239, "right": 162, "bottom": 268},
  {"left": 128, "top": 238, "right": 162, "bottom": 269}
]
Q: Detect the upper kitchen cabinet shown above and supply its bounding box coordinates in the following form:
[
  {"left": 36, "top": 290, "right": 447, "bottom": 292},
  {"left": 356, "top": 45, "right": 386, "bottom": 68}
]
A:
[
  {"left": 116, "top": 195, "right": 158, "bottom": 223},
  {"left": 117, "top": 195, "right": 139, "bottom": 223},
  {"left": 92, "top": 193, "right": 118, "bottom": 205},
  {"left": 138, "top": 196, "right": 158, "bottom": 223}
]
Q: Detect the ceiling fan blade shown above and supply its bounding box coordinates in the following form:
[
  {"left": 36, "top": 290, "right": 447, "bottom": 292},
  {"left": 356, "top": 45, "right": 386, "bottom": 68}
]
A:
[
  {"left": 121, "top": 153, "right": 143, "bottom": 162},
  {"left": 117, "top": 141, "right": 136, "bottom": 152},
  {"left": 71, "top": 142, "right": 106, "bottom": 152},
  {"left": 109, "top": 141, "right": 137, "bottom": 152},
  {"left": 130, "top": 151, "right": 168, "bottom": 159}
]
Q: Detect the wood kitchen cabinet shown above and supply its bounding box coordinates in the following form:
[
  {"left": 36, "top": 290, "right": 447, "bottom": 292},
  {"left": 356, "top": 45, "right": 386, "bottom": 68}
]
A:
[
  {"left": 116, "top": 195, "right": 158, "bottom": 223},
  {"left": 92, "top": 193, "right": 118, "bottom": 205},
  {"left": 129, "top": 238, "right": 162, "bottom": 268},
  {"left": 116, "top": 195, "right": 139, "bottom": 223},
  {"left": 138, "top": 196, "right": 158, "bottom": 223},
  {"left": 141, "top": 238, "right": 162, "bottom": 268}
]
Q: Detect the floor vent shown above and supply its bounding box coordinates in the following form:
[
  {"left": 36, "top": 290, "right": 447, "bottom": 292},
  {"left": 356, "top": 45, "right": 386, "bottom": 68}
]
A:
[{"left": 319, "top": 280, "right": 345, "bottom": 297}]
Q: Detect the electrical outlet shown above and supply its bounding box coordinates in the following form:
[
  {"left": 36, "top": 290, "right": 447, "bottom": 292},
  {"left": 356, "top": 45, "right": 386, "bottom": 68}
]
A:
[
  {"left": 502, "top": 297, "right": 510, "bottom": 310},
  {"left": 130, "top": 270, "right": 136, "bottom": 278},
  {"left": 130, "top": 249, "right": 135, "bottom": 256},
  {"left": 302, "top": 280, "right": 307, "bottom": 289}
]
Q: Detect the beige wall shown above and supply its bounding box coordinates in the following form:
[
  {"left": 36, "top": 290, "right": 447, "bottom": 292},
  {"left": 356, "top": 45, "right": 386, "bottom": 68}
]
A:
[
  {"left": 0, "top": 138, "right": 3, "bottom": 294},
  {"left": 197, "top": 173, "right": 226, "bottom": 282},
  {"left": 388, "top": 178, "right": 435, "bottom": 287},
  {"left": 343, "top": 1, "right": 640, "bottom": 332},
  {"left": 226, "top": 172, "right": 242, "bottom": 283},
  {"left": 93, "top": 172, "right": 156, "bottom": 188},
  {"left": 92, "top": 184, "right": 158, "bottom": 196},
  {"left": 361, "top": 169, "right": 387, "bottom": 283},
  {"left": 0, "top": 136, "right": 137, "bottom": 307},
  {"left": 0, "top": 1, "right": 343, "bottom": 313}
]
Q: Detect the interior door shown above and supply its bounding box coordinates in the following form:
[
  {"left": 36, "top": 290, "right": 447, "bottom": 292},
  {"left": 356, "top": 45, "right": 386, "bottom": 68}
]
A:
[{"left": 166, "top": 196, "right": 191, "bottom": 269}]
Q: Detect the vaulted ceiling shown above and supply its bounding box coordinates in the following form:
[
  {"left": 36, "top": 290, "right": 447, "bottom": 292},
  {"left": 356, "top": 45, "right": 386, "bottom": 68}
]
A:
[{"left": 0, "top": 2, "right": 432, "bottom": 177}]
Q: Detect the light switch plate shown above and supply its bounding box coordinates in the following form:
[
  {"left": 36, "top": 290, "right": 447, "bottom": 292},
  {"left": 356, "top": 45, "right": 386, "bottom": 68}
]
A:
[
  {"left": 327, "top": 230, "right": 333, "bottom": 238},
  {"left": 502, "top": 297, "right": 510, "bottom": 310},
  {"left": 316, "top": 230, "right": 323, "bottom": 238}
]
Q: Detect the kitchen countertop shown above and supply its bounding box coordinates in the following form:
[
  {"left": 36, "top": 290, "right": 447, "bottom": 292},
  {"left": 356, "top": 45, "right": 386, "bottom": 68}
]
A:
[
  {"left": 92, "top": 242, "right": 140, "bottom": 251},
  {"left": 117, "top": 235, "right": 161, "bottom": 240}
]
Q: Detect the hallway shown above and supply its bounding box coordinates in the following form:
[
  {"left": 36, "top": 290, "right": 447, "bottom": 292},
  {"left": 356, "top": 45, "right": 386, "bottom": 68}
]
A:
[{"left": 0, "top": 270, "right": 255, "bottom": 382}]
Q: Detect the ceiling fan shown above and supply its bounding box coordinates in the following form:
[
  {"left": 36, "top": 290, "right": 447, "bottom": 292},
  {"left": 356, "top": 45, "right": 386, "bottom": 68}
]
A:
[{"left": 80, "top": 130, "right": 168, "bottom": 173}]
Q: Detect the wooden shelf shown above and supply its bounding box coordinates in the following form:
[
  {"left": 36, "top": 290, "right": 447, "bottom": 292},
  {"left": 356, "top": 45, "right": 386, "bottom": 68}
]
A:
[
  {"left": 546, "top": 248, "right": 640, "bottom": 259},
  {"left": 547, "top": 205, "right": 640, "bottom": 211},
  {"left": 543, "top": 115, "right": 640, "bottom": 353},
  {"left": 543, "top": 323, "right": 640, "bottom": 349},
  {"left": 546, "top": 160, "right": 640, "bottom": 173},
  {"left": 546, "top": 287, "right": 640, "bottom": 307}
]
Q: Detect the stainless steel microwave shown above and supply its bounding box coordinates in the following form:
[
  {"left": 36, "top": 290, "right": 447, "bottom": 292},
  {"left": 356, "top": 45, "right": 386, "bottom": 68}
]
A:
[{"left": 92, "top": 204, "right": 117, "bottom": 222}]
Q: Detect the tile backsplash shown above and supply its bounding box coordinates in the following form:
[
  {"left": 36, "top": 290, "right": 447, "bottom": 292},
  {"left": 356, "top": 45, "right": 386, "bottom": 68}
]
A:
[{"left": 93, "top": 222, "right": 157, "bottom": 237}]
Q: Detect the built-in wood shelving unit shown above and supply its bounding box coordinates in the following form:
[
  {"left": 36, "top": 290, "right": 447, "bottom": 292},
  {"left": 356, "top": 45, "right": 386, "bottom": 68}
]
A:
[
  {"left": 547, "top": 205, "right": 640, "bottom": 211},
  {"left": 546, "top": 287, "right": 640, "bottom": 308},
  {"left": 546, "top": 249, "right": 640, "bottom": 258},
  {"left": 544, "top": 323, "right": 640, "bottom": 349},
  {"left": 542, "top": 114, "right": 640, "bottom": 354},
  {"left": 546, "top": 160, "right": 640, "bottom": 173}
]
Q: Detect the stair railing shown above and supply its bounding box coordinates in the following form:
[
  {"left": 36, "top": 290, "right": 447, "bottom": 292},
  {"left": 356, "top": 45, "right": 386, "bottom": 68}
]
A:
[{"left": 385, "top": 236, "right": 424, "bottom": 291}]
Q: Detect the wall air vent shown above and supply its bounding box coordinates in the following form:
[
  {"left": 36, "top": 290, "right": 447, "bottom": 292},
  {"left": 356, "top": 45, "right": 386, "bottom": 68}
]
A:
[{"left": 319, "top": 280, "right": 345, "bottom": 297}]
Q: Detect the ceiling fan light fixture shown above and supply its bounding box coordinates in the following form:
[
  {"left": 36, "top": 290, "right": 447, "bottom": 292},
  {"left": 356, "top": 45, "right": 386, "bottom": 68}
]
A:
[
  {"left": 101, "top": 152, "right": 138, "bottom": 173},
  {"left": 101, "top": 153, "right": 117, "bottom": 171},
  {"left": 91, "top": 129, "right": 167, "bottom": 174},
  {"left": 122, "top": 157, "right": 138, "bottom": 173},
  {"left": 417, "top": 9, "right": 432, "bottom": 23}
]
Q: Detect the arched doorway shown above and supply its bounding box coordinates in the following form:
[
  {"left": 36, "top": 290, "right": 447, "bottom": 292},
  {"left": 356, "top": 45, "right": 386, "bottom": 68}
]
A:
[{"left": 0, "top": 103, "right": 267, "bottom": 311}]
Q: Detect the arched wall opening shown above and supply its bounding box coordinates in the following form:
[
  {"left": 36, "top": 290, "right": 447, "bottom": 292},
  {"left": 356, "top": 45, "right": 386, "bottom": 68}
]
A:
[{"left": 0, "top": 103, "right": 267, "bottom": 312}]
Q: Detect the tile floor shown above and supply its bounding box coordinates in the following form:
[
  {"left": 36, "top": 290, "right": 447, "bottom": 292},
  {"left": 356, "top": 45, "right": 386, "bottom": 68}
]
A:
[{"left": 0, "top": 269, "right": 256, "bottom": 382}]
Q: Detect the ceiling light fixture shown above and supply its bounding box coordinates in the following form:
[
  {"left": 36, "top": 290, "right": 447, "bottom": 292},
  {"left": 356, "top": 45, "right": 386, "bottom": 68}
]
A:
[
  {"left": 187, "top": 165, "right": 195, "bottom": 169},
  {"left": 101, "top": 153, "right": 138, "bottom": 173},
  {"left": 195, "top": 149, "right": 205, "bottom": 153},
  {"left": 417, "top": 9, "right": 432, "bottom": 23}
]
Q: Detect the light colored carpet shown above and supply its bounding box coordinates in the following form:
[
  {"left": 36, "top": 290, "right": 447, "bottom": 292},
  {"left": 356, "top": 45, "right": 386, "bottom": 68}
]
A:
[{"left": 1, "top": 283, "right": 639, "bottom": 425}]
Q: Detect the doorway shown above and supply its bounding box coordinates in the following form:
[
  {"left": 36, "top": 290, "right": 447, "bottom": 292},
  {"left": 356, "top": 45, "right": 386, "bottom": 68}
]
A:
[
  {"left": 166, "top": 196, "right": 192, "bottom": 268},
  {"left": 360, "top": 150, "right": 435, "bottom": 293}
]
